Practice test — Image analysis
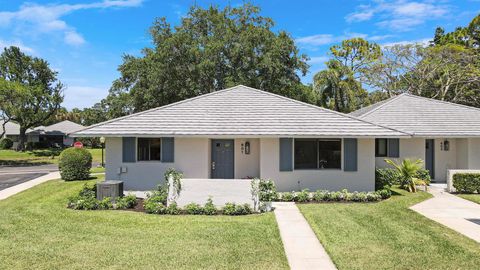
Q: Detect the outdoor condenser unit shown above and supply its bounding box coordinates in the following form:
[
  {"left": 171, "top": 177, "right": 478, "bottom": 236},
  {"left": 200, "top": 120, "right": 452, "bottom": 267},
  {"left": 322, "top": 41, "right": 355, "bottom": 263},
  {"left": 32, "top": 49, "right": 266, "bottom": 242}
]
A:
[{"left": 96, "top": 180, "right": 124, "bottom": 201}]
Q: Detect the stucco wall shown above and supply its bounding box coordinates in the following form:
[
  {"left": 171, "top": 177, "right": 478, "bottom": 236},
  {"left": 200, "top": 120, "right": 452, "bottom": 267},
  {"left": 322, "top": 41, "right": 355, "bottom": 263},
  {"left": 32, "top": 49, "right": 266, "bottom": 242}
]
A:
[
  {"left": 456, "top": 139, "right": 469, "bottom": 169},
  {"left": 259, "top": 138, "right": 375, "bottom": 192},
  {"left": 434, "top": 138, "right": 457, "bottom": 182},
  {"left": 105, "top": 137, "right": 209, "bottom": 190},
  {"left": 468, "top": 138, "right": 480, "bottom": 169},
  {"left": 375, "top": 138, "right": 425, "bottom": 168},
  {"left": 234, "top": 138, "right": 260, "bottom": 179}
]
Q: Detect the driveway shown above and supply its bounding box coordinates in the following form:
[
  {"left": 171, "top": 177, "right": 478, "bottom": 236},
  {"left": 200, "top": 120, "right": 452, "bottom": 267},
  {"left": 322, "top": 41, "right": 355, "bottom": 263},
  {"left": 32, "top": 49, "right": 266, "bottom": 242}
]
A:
[{"left": 0, "top": 164, "right": 58, "bottom": 191}]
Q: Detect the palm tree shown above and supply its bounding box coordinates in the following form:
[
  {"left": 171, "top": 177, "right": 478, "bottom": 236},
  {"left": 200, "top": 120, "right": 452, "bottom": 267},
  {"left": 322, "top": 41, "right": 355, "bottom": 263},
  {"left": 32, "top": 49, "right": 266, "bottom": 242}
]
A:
[{"left": 384, "top": 158, "right": 426, "bottom": 192}]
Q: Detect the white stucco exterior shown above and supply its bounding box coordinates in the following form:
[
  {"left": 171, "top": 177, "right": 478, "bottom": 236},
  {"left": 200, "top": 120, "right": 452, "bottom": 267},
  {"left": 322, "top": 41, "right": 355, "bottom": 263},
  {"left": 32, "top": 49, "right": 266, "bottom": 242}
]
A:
[{"left": 375, "top": 138, "right": 425, "bottom": 168}]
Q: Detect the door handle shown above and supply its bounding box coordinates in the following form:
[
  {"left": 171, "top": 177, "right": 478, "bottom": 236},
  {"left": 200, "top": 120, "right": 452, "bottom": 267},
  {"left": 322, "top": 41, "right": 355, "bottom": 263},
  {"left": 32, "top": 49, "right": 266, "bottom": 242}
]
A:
[{"left": 212, "top": 161, "right": 215, "bottom": 170}]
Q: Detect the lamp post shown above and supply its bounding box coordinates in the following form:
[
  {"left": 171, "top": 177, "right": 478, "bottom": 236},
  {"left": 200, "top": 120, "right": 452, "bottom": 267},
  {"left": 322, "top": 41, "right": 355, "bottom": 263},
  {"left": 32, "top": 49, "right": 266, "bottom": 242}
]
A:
[{"left": 100, "top": 137, "right": 105, "bottom": 167}]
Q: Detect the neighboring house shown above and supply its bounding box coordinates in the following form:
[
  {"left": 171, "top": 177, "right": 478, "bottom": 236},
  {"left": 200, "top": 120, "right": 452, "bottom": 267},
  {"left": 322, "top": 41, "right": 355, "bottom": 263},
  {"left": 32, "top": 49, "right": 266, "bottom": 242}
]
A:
[
  {"left": 0, "top": 120, "right": 36, "bottom": 149},
  {"left": 0, "top": 120, "right": 84, "bottom": 148},
  {"left": 28, "top": 120, "right": 85, "bottom": 147},
  {"left": 73, "top": 85, "right": 408, "bottom": 191},
  {"left": 351, "top": 93, "right": 480, "bottom": 183}
]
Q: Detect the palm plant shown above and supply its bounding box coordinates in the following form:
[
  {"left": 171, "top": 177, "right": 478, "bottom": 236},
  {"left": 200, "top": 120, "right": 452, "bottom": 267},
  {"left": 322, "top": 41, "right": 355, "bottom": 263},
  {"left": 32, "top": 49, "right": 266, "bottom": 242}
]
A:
[{"left": 384, "top": 158, "right": 425, "bottom": 192}]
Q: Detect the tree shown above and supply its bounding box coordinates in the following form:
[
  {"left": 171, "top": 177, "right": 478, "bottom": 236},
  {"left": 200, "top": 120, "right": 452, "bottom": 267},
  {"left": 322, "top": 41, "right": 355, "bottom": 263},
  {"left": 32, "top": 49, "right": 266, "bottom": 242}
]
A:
[
  {"left": 106, "top": 3, "right": 310, "bottom": 116},
  {"left": 313, "top": 60, "right": 368, "bottom": 113},
  {"left": 330, "top": 38, "right": 381, "bottom": 79},
  {"left": 0, "top": 46, "right": 63, "bottom": 150}
]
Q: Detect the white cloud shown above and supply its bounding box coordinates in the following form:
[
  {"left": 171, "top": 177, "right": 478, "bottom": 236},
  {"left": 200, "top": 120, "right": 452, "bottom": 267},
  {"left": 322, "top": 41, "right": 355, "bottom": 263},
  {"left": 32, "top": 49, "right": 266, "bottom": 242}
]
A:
[
  {"left": 381, "top": 38, "right": 431, "bottom": 47},
  {"left": 0, "top": 0, "right": 143, "bottom": 46},
  {"left": 296, "top": 32, "right": 392, "bottom": 48},
  {"left": 0, "top": 38, "right": 35, "bottom": 53},
  {"left": 346, "top": 1, "right": 449, "bottom": 31}
]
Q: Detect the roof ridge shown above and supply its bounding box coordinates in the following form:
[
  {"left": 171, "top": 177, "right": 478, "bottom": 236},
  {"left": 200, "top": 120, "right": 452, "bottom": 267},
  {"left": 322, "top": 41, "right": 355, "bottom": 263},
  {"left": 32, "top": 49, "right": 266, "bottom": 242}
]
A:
[
  {"left": 356, "top": 93, "right": 407, "bottom": 118},
  {"left": 239, "top": 85, "right": 411, "bottom": 135},
  {"left": 72, "top": 85, "right": 245, "bottom": 135}
]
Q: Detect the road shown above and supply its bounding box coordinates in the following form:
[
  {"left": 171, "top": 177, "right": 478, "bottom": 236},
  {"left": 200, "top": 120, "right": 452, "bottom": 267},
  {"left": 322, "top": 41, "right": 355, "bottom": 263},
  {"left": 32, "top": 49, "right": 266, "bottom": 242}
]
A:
[{"left": 0, "top": 164, "right": 58, "bottom": 191}]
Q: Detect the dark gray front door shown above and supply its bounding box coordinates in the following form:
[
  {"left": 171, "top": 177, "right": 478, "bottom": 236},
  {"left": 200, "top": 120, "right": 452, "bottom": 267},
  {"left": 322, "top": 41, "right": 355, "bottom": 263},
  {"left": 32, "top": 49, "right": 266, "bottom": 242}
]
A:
[
  {"left": 425, "top": 139, "right": 435, "bottom": 179},
  {"left": 211, "top": 139, "right": 234, "bottom": 179}
]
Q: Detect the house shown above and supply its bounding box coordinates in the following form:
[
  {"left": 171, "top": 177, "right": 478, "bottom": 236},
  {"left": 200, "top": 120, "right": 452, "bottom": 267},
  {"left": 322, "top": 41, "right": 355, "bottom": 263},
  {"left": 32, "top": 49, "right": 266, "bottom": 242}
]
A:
[
  {"left": 351, "top": 93, "right": 480, "bottom": 183},
  {"left": 28, "top": 120, "right": 85, "bottom": 147},
  {"left": 1, "top": 120, "right": 84, "bottom": 148},
  {"left": 73, "top": 85, "right": 409, "bottom": 191}
]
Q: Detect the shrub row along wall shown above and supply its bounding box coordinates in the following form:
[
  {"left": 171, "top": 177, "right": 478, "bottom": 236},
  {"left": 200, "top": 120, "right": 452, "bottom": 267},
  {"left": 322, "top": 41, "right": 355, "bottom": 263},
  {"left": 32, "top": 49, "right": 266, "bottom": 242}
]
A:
[{"left": 453, "top": 173, "right": 480, "bottom": 193}]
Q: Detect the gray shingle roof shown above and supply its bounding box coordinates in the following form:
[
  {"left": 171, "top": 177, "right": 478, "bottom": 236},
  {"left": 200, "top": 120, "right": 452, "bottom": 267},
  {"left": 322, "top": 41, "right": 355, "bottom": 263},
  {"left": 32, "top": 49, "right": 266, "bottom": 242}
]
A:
[
  {"left": 1, "top": 120, "right": 34, "bottom": 135},
  {"left": 73, "top": 85, "right": 408, "bottom": 138},
  {"left": 29, "top": 120, "right": 85, "bottom": 136},
  {"left": 352, "top": 93, "right": 480, "bottom": 137}
]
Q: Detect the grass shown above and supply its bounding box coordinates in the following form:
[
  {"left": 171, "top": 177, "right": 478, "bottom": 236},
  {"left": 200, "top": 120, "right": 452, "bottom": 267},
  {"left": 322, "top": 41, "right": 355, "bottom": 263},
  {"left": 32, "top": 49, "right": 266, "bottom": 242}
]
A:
[
  {"left": 298, "top": 187, "right": 480, "bottom": 270},
  {"left": 0, "top": 175, "right": 288, "bottom": 270},
  {"left": 457, "top": 194, "right": 480, "bottom": 204},
  {"left": 0, "top": 148, "right": 104, "bottom": 166}
]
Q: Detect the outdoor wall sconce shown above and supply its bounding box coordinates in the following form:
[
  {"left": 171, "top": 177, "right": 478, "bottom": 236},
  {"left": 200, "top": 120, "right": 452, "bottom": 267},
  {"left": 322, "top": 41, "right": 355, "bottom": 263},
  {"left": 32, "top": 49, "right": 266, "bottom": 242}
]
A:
[
  {"left": 443, "top": 140, "right": 450, "bottom": 151},
  {"left": 245, "top": 141, "right": 250, "bottom": 155}
]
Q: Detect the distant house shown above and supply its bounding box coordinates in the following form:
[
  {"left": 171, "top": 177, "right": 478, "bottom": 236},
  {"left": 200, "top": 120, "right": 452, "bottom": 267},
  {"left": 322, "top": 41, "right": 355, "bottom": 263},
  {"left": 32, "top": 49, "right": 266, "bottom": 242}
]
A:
[{"left": 1, "top": 120, "right": 85, "bottom": 148}]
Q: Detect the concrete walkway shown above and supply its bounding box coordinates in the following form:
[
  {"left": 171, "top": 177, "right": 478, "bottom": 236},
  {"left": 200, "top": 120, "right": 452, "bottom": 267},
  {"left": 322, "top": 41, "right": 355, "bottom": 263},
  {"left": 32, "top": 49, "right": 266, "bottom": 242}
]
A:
[
  {"left": 0, "top": 171, "right": 60, "bottom": 201},
  {"left": 273, "top": 202, "right": 337, "bottom": 270},
  {"left": 410, "top": 184, "right": 480, "bottom": 243}
]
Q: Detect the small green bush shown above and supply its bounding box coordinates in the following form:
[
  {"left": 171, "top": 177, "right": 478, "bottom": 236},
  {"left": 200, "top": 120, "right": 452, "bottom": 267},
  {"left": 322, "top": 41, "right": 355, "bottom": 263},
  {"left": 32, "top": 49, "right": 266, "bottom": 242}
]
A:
[
  {"left": 98, "top": 197, "right": 113, "bottom": 210},
  {"left": 144, "top": 202, "right": 166, "bottom": 214},
  {"left": 0, "top": 137, "right": 13, "bottom": 149},
  {"left": 166, "top": 202, "right": 180, "bottom": 215},
  {"left": 58, "top": 147, "right": 92, "bottom": 181},
  {"left": 375, "top": 189, "right": 392, "bottom": 200},
  {"left": 313, "top": 190, "right": 328, "bottom": 202},
  {"left": 184, "top": 203, "right": 204, "bottom": 215},
  {"left": 223, "top": 203, "right": 237, "bottom": 215},
  {"left": 203, "top": 198, "right": 217, "bottom": 215},
  {"left": 416, "top": 169, "right": 432, "bottom": 185},
  {"left": 294, "top": 189, "right": 310, "bottom": 202},
  {"left": 222, "top": 202, "right": 252, "bottom": 215},
  {"left": 453, "top": 173, "right": 480, "bottom": 193},
  {"left": 375, "top": 168, "right": 401, "bottom": 190},
  {"left": 280, "top": 192, "right": 294, "bottom": 201},
  {"left": 257, "top": 178, "right": 278, "bottom": 201},
  {"left": 115, "top": 194, "right": 137, "bottom": 209}
]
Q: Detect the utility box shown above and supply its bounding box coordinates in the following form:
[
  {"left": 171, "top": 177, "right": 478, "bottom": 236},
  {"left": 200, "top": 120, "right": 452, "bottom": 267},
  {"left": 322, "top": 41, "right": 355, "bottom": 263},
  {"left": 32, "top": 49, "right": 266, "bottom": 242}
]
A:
[{"left": 97, "top": 180, "right": 124, "bottom": 201}]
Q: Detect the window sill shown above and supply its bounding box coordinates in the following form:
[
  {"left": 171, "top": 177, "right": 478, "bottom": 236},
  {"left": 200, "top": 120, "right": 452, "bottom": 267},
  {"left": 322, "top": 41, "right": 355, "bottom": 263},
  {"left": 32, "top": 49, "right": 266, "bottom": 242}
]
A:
[{"left": 294, "top": 168, "right": 342, "bottom": 171}]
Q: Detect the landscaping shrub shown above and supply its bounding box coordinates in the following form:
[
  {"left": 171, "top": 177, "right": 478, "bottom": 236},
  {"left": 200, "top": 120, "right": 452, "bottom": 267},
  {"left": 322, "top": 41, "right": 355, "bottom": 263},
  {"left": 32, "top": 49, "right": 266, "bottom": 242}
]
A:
[
  {"left": 203, "top": 198, "right": 217, "bottom": 215},
  {"left": 184, "top": 203, "right": 204, "bottom": 215},
  {"left": 115, "top": 194, "right": 137, "bottom": 209},
  {"left": 98, "top": 197, "right": 113, "bottom": 210},
  {"left": 223, "top": 202, "right": 252, "bottom": 215},
  {"left": 453, "top": 173, "right": 480, "bottom": 193},
  {"left": 416, "top": 169, "right": 431, "bottom": 185},
  {"left": 0, "top": 137, "right": 13, "bottom": 149},
  {"left": 58, "top": 147, "right": 92, "bottom": 181},
  {"left": 375, "top": 168, "right": 401, "bottom": 190},
  {"left": 257, "top": 178, "right": 278, "bottom": 201},
  {"left": 294, "top": 189, "right": 310, "bottom": 202},
  {"left": 166, "top": 202, "right": 180, "bottom": 215},
  {"left": 144, "top": 202, "right": 166, "bottom": 214},
  {"left": 280, "top": 191, "right": 294, "bottom": 201},
  {"left": 375, "top": 189, "right": 392, "bottom": 200},
  {"left": 313, "top": 190, "right": 328, "bottom": 202}
]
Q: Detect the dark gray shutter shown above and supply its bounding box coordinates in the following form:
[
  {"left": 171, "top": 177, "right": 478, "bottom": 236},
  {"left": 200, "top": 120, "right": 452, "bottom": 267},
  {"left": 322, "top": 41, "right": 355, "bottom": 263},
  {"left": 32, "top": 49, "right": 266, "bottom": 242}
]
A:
[
  {"left": 161, "top": 137, "right": 174, "bottom": 162},
  {"left": 122, "top": 137, "right": 136, "bottom": 163},
  {"left": 279, "top": 138, "right": 293, "bottom": 171},
  {"left": 344, "top": 138, "right": 357, "bottom": 171},
  {"left": 388, "top": 139, "right": 400, "bottom": 158}
]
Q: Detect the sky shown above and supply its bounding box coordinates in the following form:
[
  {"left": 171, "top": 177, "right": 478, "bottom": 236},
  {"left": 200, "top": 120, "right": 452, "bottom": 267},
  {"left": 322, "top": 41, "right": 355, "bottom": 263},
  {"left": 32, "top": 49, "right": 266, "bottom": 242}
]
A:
[{"left": 1, "top": 0, "right": 479, "bottom": 109}]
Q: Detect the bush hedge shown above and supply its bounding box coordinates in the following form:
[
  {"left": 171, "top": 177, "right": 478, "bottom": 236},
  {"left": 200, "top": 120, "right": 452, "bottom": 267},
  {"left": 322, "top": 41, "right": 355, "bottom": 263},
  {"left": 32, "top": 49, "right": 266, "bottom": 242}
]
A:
[
  {"left": 59, "top": 147, "right": 92, "bottom": 181},
  {"left": 277, "top": 188, "right": 391, "bottom": 203},
  {"left": 0, "top": 137, "right": 13, "bottom": 149},
  {"left": 67, "top": 184, "right": 138, "bottom": 210},
  {"left": 453, "top": 173, "right": 480, "bottom": 193}
]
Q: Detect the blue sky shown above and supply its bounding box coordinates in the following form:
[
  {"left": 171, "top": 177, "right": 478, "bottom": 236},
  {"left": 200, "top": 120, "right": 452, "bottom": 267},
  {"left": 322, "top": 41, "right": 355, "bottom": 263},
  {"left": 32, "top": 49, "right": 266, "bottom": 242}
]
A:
[{"left": 1, "top": 0, "right": 479, "bottom": 109}]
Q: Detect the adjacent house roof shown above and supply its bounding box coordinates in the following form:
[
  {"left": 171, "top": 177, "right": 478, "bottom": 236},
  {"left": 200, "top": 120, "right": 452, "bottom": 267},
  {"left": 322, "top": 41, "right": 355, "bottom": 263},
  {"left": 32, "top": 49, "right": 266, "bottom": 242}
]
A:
[
  {"left": 0, "top": 120, "right": 34, "bottom": 136},
  {"left": 73, "top": 85, "right": 408, "bottom": 138},
  {"left": 29, "top": 120, "right": 85, "bottom": 136},
  {"left": 351, "top": 93, "right": 480, "bottom": 137}
]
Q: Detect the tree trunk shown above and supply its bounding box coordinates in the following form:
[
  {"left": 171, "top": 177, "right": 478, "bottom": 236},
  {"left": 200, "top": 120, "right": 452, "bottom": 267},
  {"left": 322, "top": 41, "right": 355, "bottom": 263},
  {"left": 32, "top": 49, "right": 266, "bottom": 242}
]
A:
[{"left": 17, "top": 127, "right": 27, "bottom": 151}]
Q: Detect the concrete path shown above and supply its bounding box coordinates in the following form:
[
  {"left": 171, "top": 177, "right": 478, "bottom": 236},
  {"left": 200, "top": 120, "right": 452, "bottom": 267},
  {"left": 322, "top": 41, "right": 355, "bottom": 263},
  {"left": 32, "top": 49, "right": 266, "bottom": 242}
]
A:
[
  {"left": 411, "top": 185, "right": 480, "bottom": 243},
  {"left": 0, "top": 171, "right": 60, "bottom": 201},
  {"left": 273, "top": 202, "right": 337, "bottom": 270}
]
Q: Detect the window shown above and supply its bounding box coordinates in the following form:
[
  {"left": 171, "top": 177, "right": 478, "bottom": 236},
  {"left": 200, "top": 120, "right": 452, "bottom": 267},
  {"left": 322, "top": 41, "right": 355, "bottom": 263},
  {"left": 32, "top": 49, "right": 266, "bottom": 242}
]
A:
[
  {"left": 294, "top": 139, "right": 341, "bottom": 169},
  {"left": 137, "top": 138, "right": 161, "bottom": 161},
  {"left": 375, "top": 139, "right": 388, "bottom": 157}
]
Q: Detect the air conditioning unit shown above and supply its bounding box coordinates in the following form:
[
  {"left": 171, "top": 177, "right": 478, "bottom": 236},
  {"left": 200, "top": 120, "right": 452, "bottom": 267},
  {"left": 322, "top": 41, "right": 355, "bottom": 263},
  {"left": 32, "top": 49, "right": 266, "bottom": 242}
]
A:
[{"left": 97, "top": 180, "right": 124, "bottom": 201}]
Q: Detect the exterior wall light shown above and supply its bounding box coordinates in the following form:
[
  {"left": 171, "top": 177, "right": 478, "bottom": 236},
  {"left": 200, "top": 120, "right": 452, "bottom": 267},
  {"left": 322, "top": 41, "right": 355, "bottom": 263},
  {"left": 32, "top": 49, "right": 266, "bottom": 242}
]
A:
[
  {"left": 443, "top": 139, "right": 450, "bottom": 151},
  {"left": 245, "top": 141, "right": 250, "bottom": 155}
]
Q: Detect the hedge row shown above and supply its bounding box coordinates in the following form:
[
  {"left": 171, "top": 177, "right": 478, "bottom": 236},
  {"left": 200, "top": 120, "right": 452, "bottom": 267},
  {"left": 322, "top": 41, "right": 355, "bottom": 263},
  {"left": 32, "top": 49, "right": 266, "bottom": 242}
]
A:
[
  {"left": 453, "top": 173, "right": 480, "bottom": 193},
  {"left": 276, "top": 188, "right": 391, "bottom": 203}
]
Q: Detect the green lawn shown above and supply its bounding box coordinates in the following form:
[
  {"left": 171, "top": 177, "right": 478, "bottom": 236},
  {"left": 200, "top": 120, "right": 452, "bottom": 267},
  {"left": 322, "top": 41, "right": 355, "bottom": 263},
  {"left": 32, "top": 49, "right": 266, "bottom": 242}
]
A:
[
  {"left": 0, "top": 176, "right": 288, "bottom": 270},
  {"left": 0, "top": 148, "right": 104, "bottom": 166},
  {"left": 457, "top": 194, "right": 480, "bottom": 204},
  {"left": 298, "top": 188, "right": 480, "bottom": 270}
]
